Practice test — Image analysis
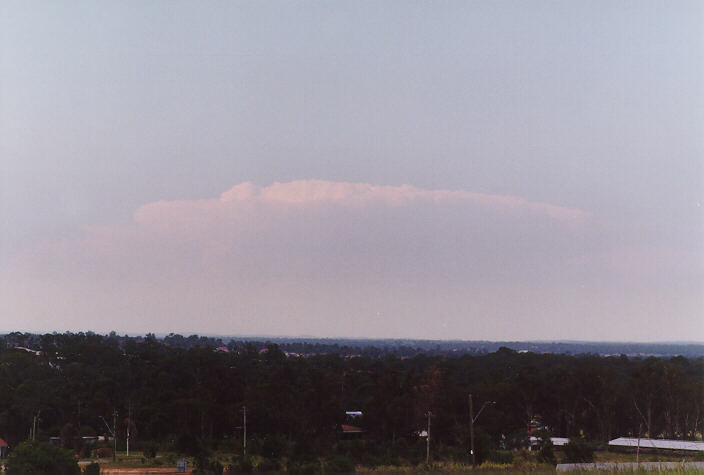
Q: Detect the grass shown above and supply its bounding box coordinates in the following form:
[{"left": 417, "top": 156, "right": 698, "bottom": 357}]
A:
[{"left": 80, "top": 450, "right": 704, "bottom": 473}]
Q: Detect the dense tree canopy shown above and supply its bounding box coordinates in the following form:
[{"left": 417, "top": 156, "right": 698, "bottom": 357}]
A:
[{"left": 0, "top": 332, "right": 701, "bottom": 465}]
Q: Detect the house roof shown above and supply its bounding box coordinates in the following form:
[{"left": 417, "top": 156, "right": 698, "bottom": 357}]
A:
[
  {"left": 609, "top": 438, "right": 704, "bottom": 452},
  {"left": 341, "top": 424, "right": 364, "bottom": 433},
  {"left": 0, "top": 438, "right": 8, "bottom": 447},
  {"left": 529, "top": 436, "right": 569, "bottom": 446}
]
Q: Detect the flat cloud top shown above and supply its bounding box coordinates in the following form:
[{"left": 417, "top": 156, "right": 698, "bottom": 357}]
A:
[{"left": 216, "top": 180, "right": 586, "bottom": 219}]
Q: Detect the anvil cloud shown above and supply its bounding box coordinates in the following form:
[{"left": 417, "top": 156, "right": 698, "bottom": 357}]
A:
[
  {"left": 3, "top": 180, "right": 602, "bottom": 337},
  {"left": 8, "top": 179, "right": 700, "bottom": 341}
]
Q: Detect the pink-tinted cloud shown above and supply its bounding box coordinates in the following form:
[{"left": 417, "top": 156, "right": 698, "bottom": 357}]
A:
[
  {"left": 216, "top": 180, "right": 586, "bottom": 219},
  {"left": 9, "top": 180, "right": 700, "bottom": 340}
]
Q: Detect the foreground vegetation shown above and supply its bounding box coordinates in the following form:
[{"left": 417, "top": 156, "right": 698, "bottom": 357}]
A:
[{"left": 0, "top": 332, "right": 701, "bottom": 473}]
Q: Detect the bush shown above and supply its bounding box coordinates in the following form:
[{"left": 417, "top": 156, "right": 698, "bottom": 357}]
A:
[
  {"left": 84, "top": 462, "right": 101, "bottom": 475},
  {"left": 6, "top": 441, "right": 81, "bottom": 475},
  {"left": 471, "top": 427, "right": 495, "bottom": 465},
  {"left": 563, "top": 438, "right": 596, "bottom": 463},
  {"left": 256, "top": 457, "right": 281, "bottom": 472},
  {"left": 142, "top": 443, "right": 158, "bottom": 459},
  {"left": 324, "top": 456, "right": 355, "bottom": 473},
  {"left": 507, "top": 429, "right": 530, "bottom": 450},
  {"left": 175, "top": 433, "right": 207, "bottom": 457},
  {"left": 94, "top": 447, "right": 113, "bottom": 459},
  {"left": 261, "top": 435, "right": 288, "bottom": 459},
  {"left": 511, "top": 450, "right": 537, "bottom": 472},
  {"left": 195, "top": 456, "right": 224, "bottom": 475},
  {"left": 537, "top": 439, "right": 556, "bottom": 465},
  {"left": 79, "top": 444, "right": 92, "bottom": 458},
  {"left": 487, "top": 450, "right": 513, "bottom": 464},
  {"left": 287, "top": 461, "right": 320, "bottom": 475},
  {"left": 230, "top": 456, "right": 253, "bottom": 473}
]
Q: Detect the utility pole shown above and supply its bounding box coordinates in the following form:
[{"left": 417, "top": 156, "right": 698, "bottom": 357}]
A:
[
  {"left": 126, "top": 402, "right": 131, "bottom": 457},
  {"left": 425, "top": 411, "right": 432, "bottom": 464},
  {"left": 469, "top": 394, "right": 475, "bottom": 466},
  {"left": 469, "top": 394, "right": 495, "bottom": 467},
  {"left": 243, "top": 406, "right": 247, "bottom": 457},
  {"left": 101, "top": 410, "right": 118, "bottom": 463},
  {"left": 113, "top": 409, "right": 118, "bottom": 462},
  {"left": 32, "top": 410, "right": 41, "bottom": 442}
]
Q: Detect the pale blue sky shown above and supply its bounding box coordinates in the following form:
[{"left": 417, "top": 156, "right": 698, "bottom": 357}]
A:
[{"left": 1, "top": 1, "right": 702, "bottom": 340}]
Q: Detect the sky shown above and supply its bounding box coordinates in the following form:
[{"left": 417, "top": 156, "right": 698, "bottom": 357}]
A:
[{"left": 1, "top": 1, "right": 702, "bottom": 341}]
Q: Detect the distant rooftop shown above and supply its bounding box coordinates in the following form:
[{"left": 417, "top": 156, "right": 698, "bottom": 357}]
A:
[{"left": 609, "top": 437, "right": 704, "bottom": 452}]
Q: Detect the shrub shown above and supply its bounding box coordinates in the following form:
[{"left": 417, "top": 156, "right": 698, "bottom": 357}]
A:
[
  {"left": 537, "top": 439, "right": 556, "bottom": 465},
  {"left": 256, "top": 457, "right": 281, "bottom": 472},
  {"left": 507, "top": 429, "right": 530, "bottom": 450},
  {"left": 324, "top": 456, "right": 355, "bottom": 473},
  {"left": 471, "top": 427, "right": 495, "bottom": 465},
  {"left": 79, "top": 444, "right": 92, "bottom": 458},
  {"left": 195, "top": 456, "right": 223, "bottom": 475},
  {"left": 487, "top": 450, "right": 513, "bottom": 464},
  {"left": 287, "top": 461, "right": 320, "bottom": 475},
  {"left": 6, "top": 441, "right": 81, "bottom": 475},
  {"left": 142, "top": 443, "right": 158, "bottom": 459},
  {"left": 261, "top": 435, "right": 288, "bottom": 459},
  {"left": 84, "top": 462, "right": 101, "bottom": 475},
  {"left": 563, "top": 438, "right": 596, "bottom": 463},
  {"left": 175, "top": 433, "right": 207, "bottom": 457},
  {"left": 230, "top": 456, "right": 253, "bottom": 473},
  {"left": 94, "top": 447, "right": 113, "bottom": 459}
]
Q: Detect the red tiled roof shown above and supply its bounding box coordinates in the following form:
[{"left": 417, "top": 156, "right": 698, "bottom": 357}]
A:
[{"left": 341, "top": 424, "right": 364, "bottom": 433}]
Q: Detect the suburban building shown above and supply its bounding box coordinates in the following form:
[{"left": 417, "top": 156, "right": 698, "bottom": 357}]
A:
[{"left": 608, "top": 437, "right": 704, "bottom": 453}]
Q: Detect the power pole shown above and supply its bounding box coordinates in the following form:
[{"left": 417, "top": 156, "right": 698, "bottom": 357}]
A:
[
  {"left": 32, "top": 410, "right": 41, "bottom": 442},
  {"left": 243, "top": 406, "right": 247, "bottom": 457},
  {"left": 126, "top": 402, "right": 131, "bottom": 457},
  {"left": 469, "top": 394, "right": 475, "bottom": 466},
  {"left": 425, "top": 411, "right": 432, "bottom": 464},
  {"left": 101, "top": 411, "right": 118, "bottom": 463},
  {"left": 113, "top": 409, "right": 118, "bottom": 462},
  {"left": 469, "top": 395, "right": 495, "bottom": 467}
]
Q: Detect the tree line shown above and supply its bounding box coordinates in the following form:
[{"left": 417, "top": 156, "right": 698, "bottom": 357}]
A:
[{"left": 0, "top": 332, "right": 701, "bottom": 467}]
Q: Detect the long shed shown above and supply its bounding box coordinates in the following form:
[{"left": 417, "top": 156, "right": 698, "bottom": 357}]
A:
[{"left": 608, "top": 437, "right": 704, "bottom": 452}]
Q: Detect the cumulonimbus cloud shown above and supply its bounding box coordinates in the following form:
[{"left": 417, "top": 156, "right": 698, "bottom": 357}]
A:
[
  {"left": 3, "top": 180, "right": 701, "bottom": 340},
  {"left": 3, "top": 180, "right": 609, "bottom": 337},
  {"left": 12, "top": 180, "right": 589, "bottom": 281}
]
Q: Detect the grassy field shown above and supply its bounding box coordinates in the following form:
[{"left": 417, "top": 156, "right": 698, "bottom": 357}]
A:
[{"left": 80, "top": 450, "right": 704, "bottom": 473}]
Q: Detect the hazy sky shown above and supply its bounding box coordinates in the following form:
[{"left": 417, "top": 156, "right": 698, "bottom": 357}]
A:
[{"left": 1, "top": 1, "right": 702, "bottom": 340}]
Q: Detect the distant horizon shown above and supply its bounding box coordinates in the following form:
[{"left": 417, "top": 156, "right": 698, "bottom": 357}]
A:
[{"left": 3, "top": 329, "right": 703, "bottom": 346}]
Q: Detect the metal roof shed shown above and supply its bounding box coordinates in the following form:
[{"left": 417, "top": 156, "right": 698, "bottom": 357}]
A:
[{"left": 608, "top": 437, "right": 704, "bottom": 452}]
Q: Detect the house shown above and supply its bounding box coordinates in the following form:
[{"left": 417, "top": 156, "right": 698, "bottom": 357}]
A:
[
  {"left": 0, "top": 438, "right": 7, "bottom": 457},
  {"left": 339, "top": 424, "right": 365, "bottom": 440},
  {"left": 529, "top": 436, "right": 569, "bottom": 450}
]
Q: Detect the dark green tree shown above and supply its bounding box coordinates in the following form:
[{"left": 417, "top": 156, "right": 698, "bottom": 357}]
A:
[{"left": 6, "top": 441, "right": 80, "bottom": 475}]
